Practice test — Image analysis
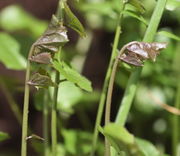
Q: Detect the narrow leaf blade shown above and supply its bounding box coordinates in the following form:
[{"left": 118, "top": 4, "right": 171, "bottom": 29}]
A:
[
  {"left": 64, "top": 2, "right": 86, "bottom": 37},
  {"left": 158, "top": 31, "right": 180, "bottom": 41}
]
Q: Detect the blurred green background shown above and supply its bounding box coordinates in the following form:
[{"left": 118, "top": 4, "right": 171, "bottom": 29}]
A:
[{"left": 0, "top": 0, "right": 179, "bottom": 156}]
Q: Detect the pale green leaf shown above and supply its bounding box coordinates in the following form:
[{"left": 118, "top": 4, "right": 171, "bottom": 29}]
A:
[
  {"left": 158, "top": 31, "right": 180, "bottom": 41},
  {"left": 0, "top": 131, "right": 9, "bottom": 142},
  {"left": 63, "top": 2, "right": 86, "bottom": 37},
  {"left": 53, "top": 61, "right": 92, "bottom": 92},
  {"left": 0, "top": 33, "right": 26, "bottom": 70}
]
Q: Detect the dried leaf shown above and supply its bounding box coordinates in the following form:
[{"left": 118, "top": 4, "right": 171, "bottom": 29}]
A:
[
  {"left": 29, "top": 52, "right": 51, "bottom": 64},
  {"left": 120, "top": 53, "right": 143, "bottom": 66},
  {"left": 28, "top": 73, "right": 56, "bottom": 88},
  {"left": 119, "top": 42, "right": 167, "bottom": 66}
]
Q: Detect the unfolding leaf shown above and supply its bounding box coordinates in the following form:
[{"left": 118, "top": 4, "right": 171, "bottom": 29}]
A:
[
  {"left": 119, "top": 42, "right": 167, "bottom": 66},
  {"left": 128, "top": 0, "right": 145, "bottom": 14},
  {"left": 0, "top": 131, "right": 9, "bottom": 142},
  {"left": 28, "top": 73, "right": 56, "bottom": 88},
  {"left": 29, "top": 52, "right": 52, "bottom": 64},
  {"left": 122, "top": 10, "right": 148, "bottom": 25},
  {"left": 0, "top": 32, "right": 26, "bottom": 70},
  {"left": 53, "top": 61, "right": 92, "bottom": 92},
  {"left": 63, "top": 2, "right": 86, "bottom": 37},
  {"left": 158, "top": 31, "right": 180, "bottom": 41},
  {"left": 32, "top": 24, "right": 69, "bottom": 56}
]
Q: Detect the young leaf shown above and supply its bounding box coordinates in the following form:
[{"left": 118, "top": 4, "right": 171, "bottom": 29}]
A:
[
  {"left": 122, "top": 10, "right": 148, "bottom": 25},
  {"left": 28, "top": 73, "right": 56, "bottom": 88},
  {"left": 63, "top": 2, "right": 86, "bottom": 37},
  {"left": 0, "top": 32, "right": 26, "bottom": 70},
  {"left": 53, "top": 61, "right": 92, "bottom": 92},
  {"left": 0, "top": 131, "right": 9, "bottom": 142},
  {"left": 157, "top": 31, "right": 180, "bottom": 41},
  {"left": 128, "top": 0, "right": 146, "bottom": 14}
]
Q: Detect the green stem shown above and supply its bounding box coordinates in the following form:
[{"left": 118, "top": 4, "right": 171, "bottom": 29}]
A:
[
  {"left": 91, "top": 9, "right": 124, "bottom": 156},
  {"left": 172, "top": 44, "right": 180, "bottom": 156},
  {"left": 172, "top": 79, "right": 180, "bottom": 156},
  {"left": 115, "top": 0, "right": 167, "bottom": 126},
  {"left": 90, "top": 2, "right": 126, "bottom": 156},
  {"left": 21, "top": 44, "right": 35, "bottom": 156},
  {"left": 105, "top": 41, "right": 139, "bottom": 156},
  {"left": 43, "top": 91, "right": 49, "bottom": 156},
  {"left": 51, "top": 71, "right": 59, "bottom": 156}
]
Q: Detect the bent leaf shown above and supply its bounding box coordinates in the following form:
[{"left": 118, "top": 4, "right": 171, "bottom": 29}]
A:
[
  {"left": 0, "top": 32, "right": 26, "bottom": 70},
  {"left": 53, "top": 61, "right": 92, "bottom": 92},
  {"left": 0, "top": 131, "right": 9, "bottom": 142},
  {"left": 158, "top": 31, "right": 180, "bottom": 41},
  {"left": 63, "top": 2, "right": 86, "bottom": 37}
]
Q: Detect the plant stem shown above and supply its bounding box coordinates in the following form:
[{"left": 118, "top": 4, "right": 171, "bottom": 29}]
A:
[
  {"left": 172, "top": 44, "right": 180, "bottom": 156},
  {"left": 104, "top": 41, "right": 139, "bottom": 156},
  {"left": 115, "top": 0, "right": 167, "bottom": 126},
  {"left": 172, "top": 79, "right": 180, "bottom": 156},
  {"left": 21, "top": 44, "right": 35, "bottom": 156},
  {"left": 90, "top": 2, "right": 126, "bottom": 156},
  {"left": 51, "top": 71, "right": 59, "bottom": 156},
  {"left": 43, "top": 91, "right": 49, "bottom": 156}
]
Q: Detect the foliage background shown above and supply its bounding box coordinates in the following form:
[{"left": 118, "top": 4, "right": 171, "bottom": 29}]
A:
[{"left": 0, "top": 0, "right": 179, "bottom": 155}]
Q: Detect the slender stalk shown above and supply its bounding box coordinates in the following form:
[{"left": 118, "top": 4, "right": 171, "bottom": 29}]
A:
[
  {"left": 90, "top": 2, "right": 126, "bottom": 156},
  {"left": 115, "top": 0, "right": 167, "bottom": 125},
  {"left": 21, "top": 44, "right": 35, "bottom": 156},
  {"left": 43, "top": 91, "right": 49, "bottom": 156},
  {"left": 172, "top": 79, "right": 180, "bottom": 156},
  {"left": 104, "top": 42, "right": 138, "bottom": 156},
  {"left": 51, "top": 71, "right": 59, "bottom": 156},
  {"left": 172, "top": 44, "right": 180, "bottom": 156}
]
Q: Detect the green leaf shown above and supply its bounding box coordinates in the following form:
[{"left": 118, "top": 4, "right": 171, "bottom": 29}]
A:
[
  {"left": 0, "top": 5, "right": 47, "bottom": 37},
  {"left": 102, "top": 123, "right": 145, "bottom": 156},
  {"left": 157, "top": 31, "right": 180, "bottom": 41},
  {"left": 0, "top": 32, "right": 26, "bottom": 70},
  {"left": 63, "top": 2, "right": 86, "bottom": 37},
  {"left": 135, "top": 138, "right": 160, "bottom": 156},
  {"left": 0, "top": 131, "right": 9, "bottom": 142},
  {"left": 166, "top": 0, "right": 180, "bottom": 11},
  {"left": 128, "top": 0, "right": 145, "bottom": 14},
  {"left": 53, "top": 61, "right": 92, "bottom": 92},
  {"left": 122, "top": 10, "right": 148, "bottom": 25}
]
